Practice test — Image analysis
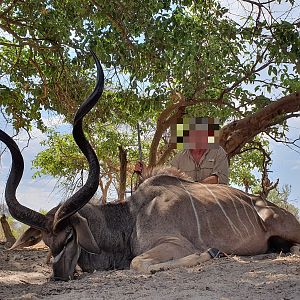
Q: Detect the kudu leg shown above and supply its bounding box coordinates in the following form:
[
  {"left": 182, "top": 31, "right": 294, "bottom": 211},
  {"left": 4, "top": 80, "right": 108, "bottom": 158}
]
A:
[
  {"left": 146, "top": 249, "right": 223, "bottom": 273},
  {"left": 254, "top": 200, "right": 300, "bottom": 249},
  {"left": 266, "top": 212, "right": 300, "bottom": 248},
  {"left": 131, "top": 235, "right": 220, "bottom": 273}
]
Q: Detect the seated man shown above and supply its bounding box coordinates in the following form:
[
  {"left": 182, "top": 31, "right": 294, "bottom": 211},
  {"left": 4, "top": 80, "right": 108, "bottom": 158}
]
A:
[
  {"left": 135, "top": 117, "right": 229, "bottom": 184},
  {"left": 170, "top": 116, "right": 229, "bottom": 184}
]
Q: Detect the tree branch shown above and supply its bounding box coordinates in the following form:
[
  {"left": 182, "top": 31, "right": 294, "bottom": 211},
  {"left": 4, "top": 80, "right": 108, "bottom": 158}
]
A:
[
  {"left": 221, "top": 91, "right": 300, "bottom": 157},
  {"left": 241, "top": 0, "right": 276, "bottom": 7},
  {"left": 217, "top": 47, "right": 272, "bottom": 101}
]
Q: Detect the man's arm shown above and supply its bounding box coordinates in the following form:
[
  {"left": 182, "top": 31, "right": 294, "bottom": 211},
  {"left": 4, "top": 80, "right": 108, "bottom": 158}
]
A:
[
  {"left": 170, "top": 153, "right": 180, "bottom": 169},
  {"left": 201, "top": 174, "right": 219, "bottom": 184},
  {"left": 134, "top": 161, "right": 144, "bottom": 173},
  {"left": 211, "top": 147, "right": 229, "bottom": 184}
]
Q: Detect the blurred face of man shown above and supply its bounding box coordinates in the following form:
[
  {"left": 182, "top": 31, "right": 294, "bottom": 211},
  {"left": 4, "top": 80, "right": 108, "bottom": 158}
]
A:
[
  {"left": 188, "top": 129, "right": 208, "bottom": 149},
  {"left": 170, "top": 117, "right": 220, "bottom": 150}
]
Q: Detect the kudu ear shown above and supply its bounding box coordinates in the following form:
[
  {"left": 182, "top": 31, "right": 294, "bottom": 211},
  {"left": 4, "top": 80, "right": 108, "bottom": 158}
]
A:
[
  {"left": 9, "top": 227, "right": 42, "bottom": 250},
  {"left": 70, "top": 213, "right": 100, "bottom": 254}
]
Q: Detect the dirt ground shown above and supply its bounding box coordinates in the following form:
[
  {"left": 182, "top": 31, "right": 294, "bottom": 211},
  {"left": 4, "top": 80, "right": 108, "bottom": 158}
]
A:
[{"left": 0, "top": 243, "right": 300, "bottom": 300}]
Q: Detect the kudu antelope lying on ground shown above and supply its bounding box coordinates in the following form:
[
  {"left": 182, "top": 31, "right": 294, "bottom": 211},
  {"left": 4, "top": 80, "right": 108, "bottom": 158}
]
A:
[{"left": 1, "top": 53, "right": 300, "bottom": 281}]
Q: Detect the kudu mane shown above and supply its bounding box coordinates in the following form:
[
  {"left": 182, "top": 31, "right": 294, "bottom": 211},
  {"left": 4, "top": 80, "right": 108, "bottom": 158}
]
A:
[{"left": 140, "top": 166, "right": 192, "bottom": 183}]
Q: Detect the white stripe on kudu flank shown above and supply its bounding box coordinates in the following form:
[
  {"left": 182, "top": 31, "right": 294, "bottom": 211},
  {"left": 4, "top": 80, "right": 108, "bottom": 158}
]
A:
[
  {"left": 177, "top": 179, "right": 204, "bottom": 244},
  {"left": 234, "top": 189, "right": 266, "bottom": 229},
  {"left": 202, "top": 185, "right": 243, "bottom": 238},
  {"left": 223, "top": 187, "right": 258, "bottom": 233},
  {"left": 221, "top": 188, "right": 251, "bottom": 237}
]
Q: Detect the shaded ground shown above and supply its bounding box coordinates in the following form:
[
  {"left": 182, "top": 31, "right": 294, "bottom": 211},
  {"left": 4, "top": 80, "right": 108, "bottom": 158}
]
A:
[{"left": 0, "top": 244, "right": 300, "bottom": 300}]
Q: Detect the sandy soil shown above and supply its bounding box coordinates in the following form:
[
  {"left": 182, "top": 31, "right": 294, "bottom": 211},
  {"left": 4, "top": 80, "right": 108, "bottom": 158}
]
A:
[{"left": 0, "top": 243, "right": 300, "bottom": 300}]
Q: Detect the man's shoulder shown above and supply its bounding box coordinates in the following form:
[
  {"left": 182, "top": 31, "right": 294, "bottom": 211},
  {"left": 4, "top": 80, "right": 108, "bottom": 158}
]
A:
[
  {"left": 207, "top": 146, "right": 227, "bottom": 156},
  {"left": 173, "top": 150, "right": 190, "bottom": 158},
  {"left": 171, "top": 150, "right": 190, "bottom": 165}
]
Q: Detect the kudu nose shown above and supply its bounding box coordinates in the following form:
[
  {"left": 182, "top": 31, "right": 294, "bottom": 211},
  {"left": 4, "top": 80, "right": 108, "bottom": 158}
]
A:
[{"left": 50, "top": 274, "right": 72, "bottom": 281}]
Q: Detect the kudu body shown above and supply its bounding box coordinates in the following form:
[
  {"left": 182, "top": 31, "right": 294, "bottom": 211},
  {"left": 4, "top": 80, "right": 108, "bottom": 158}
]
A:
[
  {"left": 6, "top": 167, "right": 300, "bottom": 277},
  {"left": 1, "top": 53, "right": 300, "bottom": 281}
]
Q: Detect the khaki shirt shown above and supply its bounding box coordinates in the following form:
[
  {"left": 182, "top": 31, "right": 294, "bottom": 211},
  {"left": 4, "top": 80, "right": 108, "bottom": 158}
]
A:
[{"left": 171, "top": 147, "right": 229, "bottom": 184}]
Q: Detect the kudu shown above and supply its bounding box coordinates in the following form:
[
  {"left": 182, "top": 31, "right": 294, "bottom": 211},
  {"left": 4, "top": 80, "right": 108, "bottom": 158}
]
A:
[{"left": 2, "top": 54, "right": 300, "bottom": 281}]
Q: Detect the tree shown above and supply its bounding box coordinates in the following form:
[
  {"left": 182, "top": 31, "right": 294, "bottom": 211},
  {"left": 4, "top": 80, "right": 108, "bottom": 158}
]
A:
[
  {"left": 0, "top": 0, "right": 299, "bottom": 198},
  {"left": 32, "top": 124, "right": 150, "bottom": 202},
  {"left": 0, "top": 214, "right": 16, "bottom": 247},
  {"left": 1, "top": 205, "right": 47, "bottom": 241}
]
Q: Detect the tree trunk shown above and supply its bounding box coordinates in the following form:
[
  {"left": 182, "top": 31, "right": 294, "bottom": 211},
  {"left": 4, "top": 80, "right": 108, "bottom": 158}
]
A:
[
  {"left": 118, "top": 145, "right": 127, "bottom": 202},
  {"left": 99, "top": 174, "right": 113, "bottom": 205},
  {"left": 0, "top": 215, "right": 16, "bottom": 248},
  {"left": 220, "top": 92, "right": 300, "bottom": 158}
]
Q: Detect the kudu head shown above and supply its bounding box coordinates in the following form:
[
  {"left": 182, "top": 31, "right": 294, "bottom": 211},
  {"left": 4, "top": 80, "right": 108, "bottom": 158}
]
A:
[{"left": 1, "top": 51, "right": 104, "bottom": 281}]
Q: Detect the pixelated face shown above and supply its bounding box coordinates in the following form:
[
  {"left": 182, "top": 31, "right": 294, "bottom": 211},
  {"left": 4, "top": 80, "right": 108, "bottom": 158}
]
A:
[{"left": 170, "top": 117, "right": 220, "bottom": 150}]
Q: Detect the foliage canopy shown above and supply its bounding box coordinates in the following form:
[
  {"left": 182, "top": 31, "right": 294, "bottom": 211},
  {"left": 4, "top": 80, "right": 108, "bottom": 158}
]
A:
[{"left": 0, "top": 0, "right": 299, "bottom": 201}]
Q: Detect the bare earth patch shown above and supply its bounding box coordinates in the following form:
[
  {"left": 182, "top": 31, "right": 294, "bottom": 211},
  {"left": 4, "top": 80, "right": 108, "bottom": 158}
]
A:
[{"left": 0, "top": 244, "right": 299, "bottom": 300}]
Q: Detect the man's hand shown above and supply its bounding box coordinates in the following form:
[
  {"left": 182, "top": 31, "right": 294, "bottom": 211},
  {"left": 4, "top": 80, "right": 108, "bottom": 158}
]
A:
[
  {"left": 134, "top": 161, "right": 144, "bottom": 173},
  {"left": 201, "top": 175, "right": 219, "bottom": 184}
]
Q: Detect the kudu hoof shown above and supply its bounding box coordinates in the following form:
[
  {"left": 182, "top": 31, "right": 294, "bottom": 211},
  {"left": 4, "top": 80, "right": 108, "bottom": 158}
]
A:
[
  {"left": 290, "top": 245, "right": 300, "bottom": 256},
  {"left": 207, "top": 248, "right": 224, "bottom": 258}
]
